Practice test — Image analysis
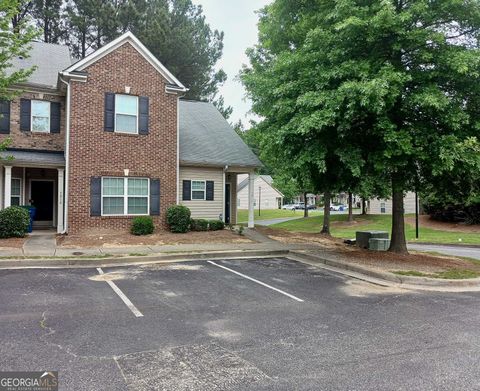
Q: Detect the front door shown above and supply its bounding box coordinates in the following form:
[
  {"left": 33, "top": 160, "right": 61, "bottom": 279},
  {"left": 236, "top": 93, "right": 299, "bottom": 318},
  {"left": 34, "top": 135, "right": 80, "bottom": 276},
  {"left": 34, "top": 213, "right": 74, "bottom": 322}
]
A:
[
  {"left": 30, "top": 181, "right": 54, "bottom": 226},
  {"left": 225, "top": 183, "right": 231, "bottom": 224}
]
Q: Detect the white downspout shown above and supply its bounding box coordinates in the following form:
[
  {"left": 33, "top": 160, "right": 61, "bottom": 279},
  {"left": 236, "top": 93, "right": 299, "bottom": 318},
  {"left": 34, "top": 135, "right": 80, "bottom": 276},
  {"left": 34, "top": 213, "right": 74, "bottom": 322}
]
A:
[{"left": 59, "top": 75, "right": 71, "bottom": 234}]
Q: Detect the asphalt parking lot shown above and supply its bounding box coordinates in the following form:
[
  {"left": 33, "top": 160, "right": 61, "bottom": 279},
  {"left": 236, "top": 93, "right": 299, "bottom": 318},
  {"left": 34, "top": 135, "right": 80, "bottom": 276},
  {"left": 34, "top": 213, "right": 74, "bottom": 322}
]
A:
[{"left": 1, "top": 257, "right": 480, "bottom": 390}]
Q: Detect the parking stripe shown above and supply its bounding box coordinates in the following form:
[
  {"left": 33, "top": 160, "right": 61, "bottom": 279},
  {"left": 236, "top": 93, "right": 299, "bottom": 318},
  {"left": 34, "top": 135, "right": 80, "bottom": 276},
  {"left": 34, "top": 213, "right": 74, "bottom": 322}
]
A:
[
  {"left": 207, "top": 261, "right": 304, "bottom": 303},
  {"left": 96, "top": 268, "right": 144, "bottom": 317}
]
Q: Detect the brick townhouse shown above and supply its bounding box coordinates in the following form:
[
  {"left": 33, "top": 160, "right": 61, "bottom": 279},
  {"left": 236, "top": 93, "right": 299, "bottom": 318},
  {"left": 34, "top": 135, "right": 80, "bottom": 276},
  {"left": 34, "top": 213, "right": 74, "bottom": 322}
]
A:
[{"left": 0, "top": 32, "right": 261, "bottom": 234}]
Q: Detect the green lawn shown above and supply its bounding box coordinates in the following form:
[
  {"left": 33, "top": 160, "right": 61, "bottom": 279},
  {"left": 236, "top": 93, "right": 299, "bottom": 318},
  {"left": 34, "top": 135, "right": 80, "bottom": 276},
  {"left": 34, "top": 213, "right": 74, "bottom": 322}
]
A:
[
  {"left": 271, "top": 214, "right": 480, "bottom": 245},
  {"left": 237, "top": 208, "right": 320, "bottom": 222}
]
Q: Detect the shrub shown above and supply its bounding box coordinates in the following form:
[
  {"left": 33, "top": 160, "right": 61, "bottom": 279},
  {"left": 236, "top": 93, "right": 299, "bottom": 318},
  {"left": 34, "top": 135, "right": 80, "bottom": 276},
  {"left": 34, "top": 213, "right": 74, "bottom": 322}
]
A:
[
  {"left": 166, "top": 205, "right": 191, "bottom": 233},
  {"left": 0, "top": 206, "right": 30, "bottom": 238},
  {"left": 208, "top": 220, "right": 225, "bottom": 231},
  {"left": 131, "top": 216, "right": 154, "bottom": 235},
  {"left": 191, "top": 219, "right": 209, "bottom": 231}
]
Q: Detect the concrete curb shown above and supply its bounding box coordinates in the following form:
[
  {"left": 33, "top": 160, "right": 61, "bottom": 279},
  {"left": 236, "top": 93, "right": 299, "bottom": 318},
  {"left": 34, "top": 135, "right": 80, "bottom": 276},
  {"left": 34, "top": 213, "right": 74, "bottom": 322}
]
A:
[
  {"left": 290, "top": 251, "right": 480, "bottom": 290},
  {"left": 0, "top": 249, "right": 290, "bottom": 269}
]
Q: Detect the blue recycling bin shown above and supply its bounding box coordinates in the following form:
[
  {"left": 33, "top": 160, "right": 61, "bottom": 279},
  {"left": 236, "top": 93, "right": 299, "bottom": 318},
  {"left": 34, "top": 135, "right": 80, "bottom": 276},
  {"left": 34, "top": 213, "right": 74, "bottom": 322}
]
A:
[{"left": 21, "top": 206, "right": 36, "bottom": 233}]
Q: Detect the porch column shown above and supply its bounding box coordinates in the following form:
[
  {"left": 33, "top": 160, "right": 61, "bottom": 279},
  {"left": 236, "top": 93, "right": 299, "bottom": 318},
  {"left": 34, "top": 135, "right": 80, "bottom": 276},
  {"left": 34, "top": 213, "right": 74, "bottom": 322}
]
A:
[
  {"left": 4, "top": 166, "right": 12, "bottom": 208},
  {"left": 248, "top": 172, "right": 255, "bottom": 228},
  {"left": 57, "top": 168, "right": 65, "bottom": 233},
  {"left": 0, "top": 165, "right": 3, "bottom": 209}
]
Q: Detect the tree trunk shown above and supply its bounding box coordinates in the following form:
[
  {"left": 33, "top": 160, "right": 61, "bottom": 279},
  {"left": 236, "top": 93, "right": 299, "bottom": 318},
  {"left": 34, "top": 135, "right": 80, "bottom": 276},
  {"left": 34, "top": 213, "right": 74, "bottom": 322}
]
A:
[
  {"left": 348, "top": 192, "right": 353, "bottom": 222},
  {"left": 321, "top": 191, "right": 331, "bottom": 235},
  {"left": 361, "top": 198, "right": 367, "bottom": 215},
  {"left": 389, "top": 178, "right": 408, "bottom": 254},
  {"left": 303, "top": 191, "right": 308, "bottom": 218}
]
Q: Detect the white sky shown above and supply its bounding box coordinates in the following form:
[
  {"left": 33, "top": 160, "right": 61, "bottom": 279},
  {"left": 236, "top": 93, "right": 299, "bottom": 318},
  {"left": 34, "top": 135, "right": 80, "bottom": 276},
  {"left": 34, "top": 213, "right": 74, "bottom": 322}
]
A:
[{"left": 192, "top": 0, "right": 271, "bottom": 126}]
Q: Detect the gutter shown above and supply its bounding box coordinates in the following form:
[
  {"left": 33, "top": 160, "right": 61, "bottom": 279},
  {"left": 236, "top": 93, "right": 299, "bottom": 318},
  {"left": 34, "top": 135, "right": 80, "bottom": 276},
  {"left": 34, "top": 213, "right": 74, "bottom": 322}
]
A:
[{"left": 58, "top": 74, "right": 71, "bottom": 234}]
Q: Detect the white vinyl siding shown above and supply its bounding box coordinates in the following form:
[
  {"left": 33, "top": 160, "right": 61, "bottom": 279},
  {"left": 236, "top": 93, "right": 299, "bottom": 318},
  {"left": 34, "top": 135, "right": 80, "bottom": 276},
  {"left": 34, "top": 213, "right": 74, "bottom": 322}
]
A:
[
  {"left": 115, "top": 95, "right": 138, "bottom": 134},
  {"left": 31, "top": 100, "right": 50, "bottom": 133},
  {"left": 368, "top": 192, "right": 417, "bottom": 214},
  {"left": 102, "top": 177, "right": 149, "bottom": 216},
  {"left": 179, "top": 167, "right": 223, "bottom": 220},
  {"left": 237, "top": 175, "right": 283, "bottom": 210}
]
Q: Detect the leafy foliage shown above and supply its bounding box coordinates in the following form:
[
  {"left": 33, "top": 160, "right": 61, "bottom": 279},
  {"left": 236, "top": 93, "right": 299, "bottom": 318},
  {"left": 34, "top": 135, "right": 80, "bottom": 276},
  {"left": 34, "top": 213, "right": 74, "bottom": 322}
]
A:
[
  {"left": 241, "top": 0, "right": 480, "bottom": 252},
  {"left": 1, "top": 0, "right": 37, "bottom": 100},
  {"left": 166, "top": 205, "right": 191, "bottom": 233},
  {"left": 190, "top": 218, "right": 208, "bottom": 231},
  {"left": 208, "top": 220, "right": 225, "bottom": 231},
  {"left": 0, "top": 206, "right": 30, "bottom": 238},
  {"left": 130, "top": 216, "right": 154, "bottom": 235}
]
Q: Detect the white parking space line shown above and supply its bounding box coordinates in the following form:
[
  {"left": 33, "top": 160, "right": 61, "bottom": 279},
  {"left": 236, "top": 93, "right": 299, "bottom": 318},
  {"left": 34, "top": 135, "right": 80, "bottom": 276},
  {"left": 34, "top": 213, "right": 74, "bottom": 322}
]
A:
[
  {"left": 96, "top": 268, "right": 144, "bottom": 317},
  {"left": 207, "top": 261, "right": 304, "bottom": 303}
]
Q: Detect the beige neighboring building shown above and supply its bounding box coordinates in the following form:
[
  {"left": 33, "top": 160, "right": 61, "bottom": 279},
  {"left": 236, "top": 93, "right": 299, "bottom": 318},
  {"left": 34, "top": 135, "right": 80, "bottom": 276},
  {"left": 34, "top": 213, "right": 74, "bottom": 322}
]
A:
[
  {"left": 367, "top": 192, "right": 417, "bottom": 214},
  {"left": 237, "top": 175, "right": 283, "bottom": 210}
]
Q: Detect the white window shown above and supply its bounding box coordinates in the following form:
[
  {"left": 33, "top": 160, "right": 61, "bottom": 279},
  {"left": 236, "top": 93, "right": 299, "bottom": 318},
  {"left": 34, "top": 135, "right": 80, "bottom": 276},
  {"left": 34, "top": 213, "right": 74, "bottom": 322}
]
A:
[
  {"left": 191, "top": 180, "right": 206, "bottom": 200},
  {"left": 11, "top": 178, "right": 22, "bottom": 206},
  {"left": 31, "top": 100, "right": 50, "bottom": 132},
  {"left": 380, "top": 202, "right": 386, "bottom": 214},
  {"left": 115, "top": 95, "right": 138, "bottom": 134},
  {"left": 102, "top": 177, "right": 149, "bottom": 216}
]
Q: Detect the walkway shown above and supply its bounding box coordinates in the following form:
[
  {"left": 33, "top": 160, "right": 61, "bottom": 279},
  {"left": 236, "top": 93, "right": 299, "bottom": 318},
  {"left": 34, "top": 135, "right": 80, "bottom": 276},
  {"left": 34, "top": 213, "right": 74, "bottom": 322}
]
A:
[
  {"left": 408, "top": 243, "right": 480, "bottom": 260},
  {"left": 22, "top": 231, "right": 57, "bottom": 257}
]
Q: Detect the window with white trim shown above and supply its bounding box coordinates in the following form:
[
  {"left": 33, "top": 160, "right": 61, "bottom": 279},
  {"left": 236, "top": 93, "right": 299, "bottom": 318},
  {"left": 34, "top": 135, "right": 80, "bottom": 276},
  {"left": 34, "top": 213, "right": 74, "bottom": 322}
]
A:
[
  {"left": 380, "top": 202, "right": 386, "bottom": 214},
  {"left": 115, "top": 95, "right": 138, "bottom": 134},
  {"left": 102, "top": 177, "right": 149, "bottom": 216},
  {"left": 191, "top": 180, "right": 206, "bottom": 200},
  {"left": 31, "top": 100, "right": 50, "bottom": 132},
  {"left": 11, "top": 178, "right": 21, "bottom": 206}
]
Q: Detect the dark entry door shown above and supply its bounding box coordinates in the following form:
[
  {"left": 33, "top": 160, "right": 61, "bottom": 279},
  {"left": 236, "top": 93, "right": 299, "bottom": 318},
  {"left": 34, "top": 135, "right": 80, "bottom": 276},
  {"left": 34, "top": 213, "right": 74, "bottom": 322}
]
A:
[
  {"left": 31, "top": 181, "right": 54, "bottom": 222},
  {"left": 225, "top": 183, "right": 231, "bottom": 224}
]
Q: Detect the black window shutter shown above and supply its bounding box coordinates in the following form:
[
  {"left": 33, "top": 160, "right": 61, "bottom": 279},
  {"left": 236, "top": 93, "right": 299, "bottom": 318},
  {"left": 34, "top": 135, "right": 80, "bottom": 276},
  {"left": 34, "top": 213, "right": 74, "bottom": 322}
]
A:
[
  {"left": 50, "top": 102, "right": 61, "bottom": 133},
  {"left": 90, "top": 177, "right": 102, "bottom": 216},
  {"left": 139, "top": 96, "right": 149, "bottom": 135},
  {"left": 0, "top": 101, "right": 10, "bottom": 134},
  {"left": 104, "top": 93, "right": 115, "bottom": 132},
  {"left": 20, "top": 99, "right": 31, "bottom": 132},
  {"left": 150, "top": 179, "right": 160, "bottom": 216},
  {"left": 182, "top": 180, "right": 191, "bottom": 201},
  {"left": 206, "top": 181, "right": 214, "bottom": 201}
]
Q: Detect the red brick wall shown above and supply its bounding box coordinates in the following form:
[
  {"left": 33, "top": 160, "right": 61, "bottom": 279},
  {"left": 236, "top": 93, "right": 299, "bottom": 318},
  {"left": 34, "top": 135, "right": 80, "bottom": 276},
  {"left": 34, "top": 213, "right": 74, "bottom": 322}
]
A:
[
  {"left": 0, "top": 91, "right": 65, "bottom": 151},
  {"left": 68, "top": 42, "right": 178, "bottom": 233}
]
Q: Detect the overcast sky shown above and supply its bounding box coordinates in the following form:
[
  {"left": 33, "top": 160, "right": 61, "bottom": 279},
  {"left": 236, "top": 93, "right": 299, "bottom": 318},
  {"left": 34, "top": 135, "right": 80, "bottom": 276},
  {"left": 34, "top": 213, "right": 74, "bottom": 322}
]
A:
[{"left": 192, "top": 0, "right": 271, "bottom": 126}]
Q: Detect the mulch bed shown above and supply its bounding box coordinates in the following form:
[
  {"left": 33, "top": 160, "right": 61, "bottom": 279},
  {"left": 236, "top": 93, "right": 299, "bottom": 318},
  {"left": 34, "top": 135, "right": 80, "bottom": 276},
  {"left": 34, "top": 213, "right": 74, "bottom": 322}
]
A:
[
  {"left": 0, "top": 237, "right": 27, "bottom": 249},
  {"left": 57, "top": 229, "right": 251, "bottom": 249},
  {"left": 256, "top": 226, "right": 480, "bottom": 273}
]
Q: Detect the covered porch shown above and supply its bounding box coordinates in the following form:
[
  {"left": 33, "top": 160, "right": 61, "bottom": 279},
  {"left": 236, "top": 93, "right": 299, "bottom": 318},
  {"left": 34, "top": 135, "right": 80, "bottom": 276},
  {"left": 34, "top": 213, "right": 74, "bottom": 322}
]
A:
[
  {"left": 225, "top": 168, "right": 256, "bottom": 228},
  {"left": 0, "top": 150, "right": 65, "bottom": 233}
]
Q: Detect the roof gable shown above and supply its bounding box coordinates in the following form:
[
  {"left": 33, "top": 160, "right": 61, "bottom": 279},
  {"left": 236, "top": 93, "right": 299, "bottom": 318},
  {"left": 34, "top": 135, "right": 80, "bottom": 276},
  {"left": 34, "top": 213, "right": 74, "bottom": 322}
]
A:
[{"left": 63, "top": 32, "right": 186, "bottom": 92}]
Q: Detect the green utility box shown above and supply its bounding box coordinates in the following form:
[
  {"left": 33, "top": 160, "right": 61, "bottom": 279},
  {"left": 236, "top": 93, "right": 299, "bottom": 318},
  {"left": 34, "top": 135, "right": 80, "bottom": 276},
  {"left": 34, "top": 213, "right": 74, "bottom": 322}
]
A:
[
  {"left": 368, "top": 238, "right": 391, "bottom": 251},
  {"left": 356, "top": 231, "right": 389, "bottom": 249}
]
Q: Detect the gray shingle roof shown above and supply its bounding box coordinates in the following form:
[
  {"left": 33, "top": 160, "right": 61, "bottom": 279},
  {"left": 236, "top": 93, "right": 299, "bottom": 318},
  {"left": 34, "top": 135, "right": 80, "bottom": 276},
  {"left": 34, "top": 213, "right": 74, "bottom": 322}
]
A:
[
  {"left": 9, "top": 41, "right": 72, "bottom": 89},
  {"left": 179, "top": 100, "right": 262, "bottom": 168},
  {"left": 237, "top": 175, "right": 275, "bottom": 193},
  {"left": 1, "top": 150, "right": 65, "bottom": 167}
]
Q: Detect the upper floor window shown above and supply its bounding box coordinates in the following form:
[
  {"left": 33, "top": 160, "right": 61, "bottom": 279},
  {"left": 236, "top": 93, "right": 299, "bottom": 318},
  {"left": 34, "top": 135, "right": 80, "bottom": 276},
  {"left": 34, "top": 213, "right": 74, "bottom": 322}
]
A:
[
  {"left": 115, "top": 95, "right": 138, "bottom": 134},
  {"left": 31, "top": 100, "right": 50, "bottom": 132}
]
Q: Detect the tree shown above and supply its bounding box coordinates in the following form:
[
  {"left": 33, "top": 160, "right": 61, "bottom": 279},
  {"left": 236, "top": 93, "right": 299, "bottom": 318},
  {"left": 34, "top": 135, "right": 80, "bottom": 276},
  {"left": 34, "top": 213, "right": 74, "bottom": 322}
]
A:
[
  {"left": 31, "top": 0, "right": 64, "bottom": 43},
  {"left": 1, "top": 0, "right": 37, "bottom": 99},
  {"left": 243, "top": 0, "right": 480, "bottom": 253}
]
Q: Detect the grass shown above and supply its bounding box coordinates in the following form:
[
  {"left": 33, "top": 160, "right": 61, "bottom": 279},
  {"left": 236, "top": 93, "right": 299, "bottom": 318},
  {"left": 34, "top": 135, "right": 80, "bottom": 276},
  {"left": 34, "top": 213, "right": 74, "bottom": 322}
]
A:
[
  {"left": 393, "top": 269, "right": 480, "bottom": 279},
  {"left": 270, "top": 213, "right": 480, "bottom": 245},
  {"left": 237, "top": 208, "right": 321, "bottom": 222}
]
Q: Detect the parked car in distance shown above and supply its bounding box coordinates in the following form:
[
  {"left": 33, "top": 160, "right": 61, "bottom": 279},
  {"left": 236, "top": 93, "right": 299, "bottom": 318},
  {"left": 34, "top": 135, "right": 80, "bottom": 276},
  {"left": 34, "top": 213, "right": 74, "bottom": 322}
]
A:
[
  {"left": 282, "top": 204, "right": 296, "bottom": 210},
  {"left": 294, "top": 202, "right": 306, "bottom": 210},
  {"left": 307, "top": 204, "right": 317, "bottom": 210},
  {"left": 331, "top": 204, "right": 348, "bottom": 211}
]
